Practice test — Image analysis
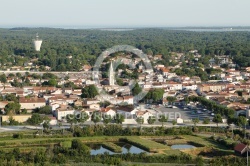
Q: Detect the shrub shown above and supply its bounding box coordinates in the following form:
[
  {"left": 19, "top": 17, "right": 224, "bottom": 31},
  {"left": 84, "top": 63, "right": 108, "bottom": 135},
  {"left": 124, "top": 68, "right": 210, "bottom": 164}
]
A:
[
  {"left": 13, "top": 133, "right": 23, "bottom": 139},
  {"left": 71, "top": 139, "right": 90, "bottom": 155}
]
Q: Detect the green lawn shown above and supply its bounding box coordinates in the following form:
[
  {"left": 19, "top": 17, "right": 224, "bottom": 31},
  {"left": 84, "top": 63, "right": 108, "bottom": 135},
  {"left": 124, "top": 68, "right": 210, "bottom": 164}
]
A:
[
  {"left": 181, "top": 135, "right": 218, "bottom": 147},
  {"left": 0, "top": 134, "right": 234, "bottom": 157},
  {"left": 102, "top": 142, "right": 122, "bottom": 153},
  {"left": 61, "top": 141, "right": 72, "bottom": 148},
  {"left": 0, "top": 136, "right": 121, "bottom": 146},
  {"left": 121, "top": 136, "right": 171, "bottom": 153},
  {"left": 1, "top": 146, "right": 46, "bottom": 152},
  {"left": 163, "top": 149, "right": 182, "bottom": 155},
  {"left": 164, "top": 139, "right": 188, "bottom": 146}
]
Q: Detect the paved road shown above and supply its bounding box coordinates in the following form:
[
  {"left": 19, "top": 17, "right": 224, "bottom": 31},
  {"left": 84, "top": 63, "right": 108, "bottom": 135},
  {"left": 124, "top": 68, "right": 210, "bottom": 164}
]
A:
[{"left": 0, "top": 123, "right": 230, "bottom": 133}]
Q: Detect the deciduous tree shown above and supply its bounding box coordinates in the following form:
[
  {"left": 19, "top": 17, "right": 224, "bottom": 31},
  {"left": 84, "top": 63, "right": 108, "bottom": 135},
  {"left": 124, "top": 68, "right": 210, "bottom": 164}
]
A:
[
  {"left": 158, "top": 114, "right": 168, "bottom": 127},
  {"left": 147, "top": 116, "right": 156, "bottom": 124}
]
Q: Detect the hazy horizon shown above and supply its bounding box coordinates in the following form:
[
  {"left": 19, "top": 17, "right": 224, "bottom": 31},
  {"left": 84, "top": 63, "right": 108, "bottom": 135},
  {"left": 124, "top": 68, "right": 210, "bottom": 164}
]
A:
[
  {"left": 2, "top": 25, "right": 250, "bottom": 29},
  {"left": 2, "top": 26, "right": 250, "bottom": 30},
  {"left": 1, "top": 0, "right": 250, "bottom": 27}
]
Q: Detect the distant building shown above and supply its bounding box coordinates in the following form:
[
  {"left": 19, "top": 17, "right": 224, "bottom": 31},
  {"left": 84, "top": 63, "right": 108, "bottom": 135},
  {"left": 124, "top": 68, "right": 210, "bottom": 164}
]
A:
[
  {"left": 55, "top": 105, "right": 76, "bottom": 120},
  {"left": 177, "top": 118, "right": 184, "bottom": 124},
  {"left": 136, "top": 110, "right": 153, "bottom": 124},
  {"left": 100, "top": 107, "right": 116, "bottom": 117},
  {"left": 109, "top": 61, "right": 115, "bottom": 86},
  {"left": 48, "top": 116, "right": 57, "bottom": 125},
  {"left": 82, "top": 65, "right": 92, "bottom": 71},
  {"left": 19, "top": 97, "right": 46, "bottom": 111},
  {"left": 1, "top": 115, "right": 32, "bottom": 123},
  {"left": 116, "top": 106, "right": 138, "bottom": 117},
  {"left": 234, "top": 143, "right": 248, "bottom": 156},
  {"left": 33, "top": 33, "right": 42, "bottom": 51}
]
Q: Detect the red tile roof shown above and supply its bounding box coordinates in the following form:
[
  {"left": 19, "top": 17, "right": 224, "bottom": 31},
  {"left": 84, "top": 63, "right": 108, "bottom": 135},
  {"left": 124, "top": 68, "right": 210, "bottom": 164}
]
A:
[
  {"left": 19, "top": 97, "right": 45, "bottom": 103},
  {"left": 160, "top": 67, "right": 170, "bottom": 73},
  {"left": 234, "top": 143, "right": 247, "bottom": 152},
  {"left": 100, "top": 107, "right": 113, "bottom": 113}
]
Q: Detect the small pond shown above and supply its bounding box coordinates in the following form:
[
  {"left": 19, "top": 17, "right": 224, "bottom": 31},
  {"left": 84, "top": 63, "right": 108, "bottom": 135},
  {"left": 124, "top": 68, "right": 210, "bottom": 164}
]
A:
[
  {"left": 89, "top": 143, "right": 147, "bottom": 155},
  {"left": 171, "top": 144, "right": 196, "bottom": 150}
]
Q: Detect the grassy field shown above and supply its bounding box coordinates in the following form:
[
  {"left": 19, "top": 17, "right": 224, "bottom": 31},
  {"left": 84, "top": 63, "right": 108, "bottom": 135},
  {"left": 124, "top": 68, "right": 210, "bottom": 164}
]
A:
[
  {"left": 1, "top": 146, "right": 47, "bottom": 152},
  {"left": 61, "top": 141, "right": 72, "bottom": 148},
  {"left": 102, "top": 142, "right": 122, "bottom": 153},
  {"left": 121, "top": 137, "right": 171, "bottom": 153},
  {"left": 182, "top": 135, "right": 232, "bottom": 150},
  {"left": 179, "top": 135, "right": 234, "bottom": 157},
  {"left": 0, "top": 133, "right": 235, "bottom": 158},
  {"left": 0, "top": 136, "right": 121, "bottom": 146}
]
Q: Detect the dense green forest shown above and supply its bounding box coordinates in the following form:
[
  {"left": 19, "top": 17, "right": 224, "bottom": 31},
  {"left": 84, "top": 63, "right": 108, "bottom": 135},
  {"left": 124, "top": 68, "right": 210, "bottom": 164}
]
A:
[{"left": 0, "top": 28, "right": 250, "bottom": 71}]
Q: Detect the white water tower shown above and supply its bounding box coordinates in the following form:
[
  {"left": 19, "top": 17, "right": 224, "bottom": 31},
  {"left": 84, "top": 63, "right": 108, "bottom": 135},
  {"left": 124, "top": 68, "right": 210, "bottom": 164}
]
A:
[{"left": 33, "top": 33, "right": 42, "bottom": 51}]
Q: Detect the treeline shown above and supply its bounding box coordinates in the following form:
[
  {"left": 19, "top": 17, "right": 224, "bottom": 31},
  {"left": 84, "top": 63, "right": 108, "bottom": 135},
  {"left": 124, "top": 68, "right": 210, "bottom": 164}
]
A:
[
  {"left": 188, "top": 96, "right": 235, "bottom": 118},
  {"left": 188, "top": 96, "right": 249, "bottom": 132},
  {"left": 1, "top": 28, "right": 250, "bottom": 70},
  {"left": 72, "top": 125, "right": 193, "bottom": 137}
]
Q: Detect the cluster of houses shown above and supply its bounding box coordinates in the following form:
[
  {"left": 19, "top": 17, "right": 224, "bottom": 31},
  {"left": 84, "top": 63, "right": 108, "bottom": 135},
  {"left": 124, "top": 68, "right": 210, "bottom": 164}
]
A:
[
  {"left": 0, "top": 77, "right": 155, "bottom": 125},
  {"left": 1, "top": 51, "right": 250, "bottom": 125}
]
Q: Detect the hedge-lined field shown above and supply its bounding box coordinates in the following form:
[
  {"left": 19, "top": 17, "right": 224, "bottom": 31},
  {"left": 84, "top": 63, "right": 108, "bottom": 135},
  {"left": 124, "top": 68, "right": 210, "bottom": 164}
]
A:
[
  {"left": 1, "top": 146, "right": 47, "bottom": 152},
  {"left": 120, "top": 137, "right": 171, "bottom": 153},
  {"left": 102, "top": 142, "right": 122, "bottom": 153}
]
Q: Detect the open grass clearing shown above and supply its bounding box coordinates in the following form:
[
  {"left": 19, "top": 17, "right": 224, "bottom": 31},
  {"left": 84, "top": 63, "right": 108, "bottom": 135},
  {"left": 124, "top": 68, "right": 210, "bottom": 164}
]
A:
[
  {"left": 0, "top": 136, "right": 121, "bottom": 146},
  {"left": 163, "top": 149, "right": 182, "bottom": 155},
  {"left": 181, "top": 147, "right": 234, "bottom": 158},
  {"left": 121, "top": 137, "right": 171, "bottom": 153},
  {"left": 102, "top": 142, "right": 122, "bottom": 153},
  {"left": 60, "top": 141, "right": 72, "bottom": 148},
  {"left": 1, "top": 146, "right": 47, "bottom": 152},
  {"left": 0, "top": 135, "right": 235, "bottom": 157}
]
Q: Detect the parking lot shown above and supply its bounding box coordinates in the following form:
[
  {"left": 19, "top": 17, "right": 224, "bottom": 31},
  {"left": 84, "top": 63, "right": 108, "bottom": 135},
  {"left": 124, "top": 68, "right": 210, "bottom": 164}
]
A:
[{"left": 138, "top": 103, "right": 214, "bottom": 122}]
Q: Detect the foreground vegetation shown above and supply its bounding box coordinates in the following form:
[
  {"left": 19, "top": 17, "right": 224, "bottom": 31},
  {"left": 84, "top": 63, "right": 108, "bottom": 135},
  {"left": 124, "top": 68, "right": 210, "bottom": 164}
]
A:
[
  {"left": 102, "top": 142, "right": 122, "bottom": 153},
  {"left": 0, "top": 124, "right": 248, "bottom": 165},
  {"left": 121, "top": 137, "right": 170, "bottom": 153}
]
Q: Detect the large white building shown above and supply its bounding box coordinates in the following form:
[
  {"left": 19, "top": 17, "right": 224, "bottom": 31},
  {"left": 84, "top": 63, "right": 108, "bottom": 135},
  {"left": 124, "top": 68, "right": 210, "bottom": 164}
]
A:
[
  {"left": 19, "top": 97, "right": 46, "bottom": 111},
  {"left": 136, "top": 110, "right": 154, "bottom": 124},
  {"left": 100, "top": 107, "right": 116, "bottom": 117},
  {"left": 55, "top": 106, "right": 77, "bottom": 120}
]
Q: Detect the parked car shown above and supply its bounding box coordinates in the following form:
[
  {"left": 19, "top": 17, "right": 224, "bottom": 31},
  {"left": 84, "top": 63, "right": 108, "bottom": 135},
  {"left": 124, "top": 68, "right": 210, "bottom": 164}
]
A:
[
  {"left": 197, "top": 111, "right": 203, "bottom": 114},
  {"left": 166, "top": 105, "right": 173, "bottom": 108}
]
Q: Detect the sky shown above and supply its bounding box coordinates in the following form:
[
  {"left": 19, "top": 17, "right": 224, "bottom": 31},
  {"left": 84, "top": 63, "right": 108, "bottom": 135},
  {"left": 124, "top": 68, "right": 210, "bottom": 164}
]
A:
[{"left": 1, "top": 0, "right": 250, "bottom": 28}]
